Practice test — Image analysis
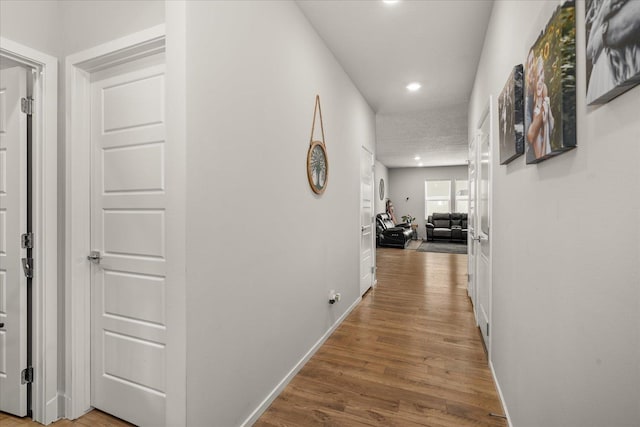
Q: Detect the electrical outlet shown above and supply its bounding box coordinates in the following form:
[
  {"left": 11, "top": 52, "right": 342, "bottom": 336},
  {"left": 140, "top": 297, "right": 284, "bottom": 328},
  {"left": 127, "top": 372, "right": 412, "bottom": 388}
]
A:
[{"left": 328, "top": 290, "right": 340, "bottom": 304}]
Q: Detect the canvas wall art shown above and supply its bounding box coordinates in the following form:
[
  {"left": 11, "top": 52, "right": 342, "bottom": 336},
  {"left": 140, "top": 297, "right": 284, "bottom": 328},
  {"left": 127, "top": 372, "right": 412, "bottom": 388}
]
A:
[
  {"left": 498, "top": 64, "right": 524, "bottom": 165},
  {"left": 524, "top": 0, "right": 576, "bottom": 164},
  {"left": 585, "top": 0, "right": 640, "bottom": 105}
]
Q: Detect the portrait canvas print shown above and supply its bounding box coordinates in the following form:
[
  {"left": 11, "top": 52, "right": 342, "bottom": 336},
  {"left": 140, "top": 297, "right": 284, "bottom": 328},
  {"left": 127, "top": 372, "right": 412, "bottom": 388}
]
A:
[
  {"left": 585, "top": 0, "right": 640, "bottom": 105},
  {"left": 524, "top": 0, "right": 576, "bottom": 164},
  {"left": 498, "top": 64, "right": 524, "bottom": 165}
]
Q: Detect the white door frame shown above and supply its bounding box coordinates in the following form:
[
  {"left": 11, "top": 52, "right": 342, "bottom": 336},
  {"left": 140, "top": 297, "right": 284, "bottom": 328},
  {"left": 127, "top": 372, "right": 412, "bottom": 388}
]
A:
[
  {"left": 64, "top": 25, "right": 173, "bottom": 421},
  {"left": 0, "top": 38, "right": 58, "bottom": 424}
]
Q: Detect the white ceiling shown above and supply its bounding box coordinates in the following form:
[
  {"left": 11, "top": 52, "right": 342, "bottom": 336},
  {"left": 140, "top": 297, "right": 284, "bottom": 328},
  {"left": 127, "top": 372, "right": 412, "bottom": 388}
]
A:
[{"left": 297, "top": 0, "right": 494, "bottom": 168}]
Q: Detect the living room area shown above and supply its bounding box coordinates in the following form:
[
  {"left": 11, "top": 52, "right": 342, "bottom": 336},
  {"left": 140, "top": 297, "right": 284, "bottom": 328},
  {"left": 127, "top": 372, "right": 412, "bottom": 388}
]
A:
[{"left": 375, "top": 163, "right": 471, "bottom": 255}]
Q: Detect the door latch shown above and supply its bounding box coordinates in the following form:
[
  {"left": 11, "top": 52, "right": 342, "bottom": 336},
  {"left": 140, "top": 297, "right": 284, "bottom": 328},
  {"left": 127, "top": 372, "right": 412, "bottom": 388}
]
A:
[
  {"left": 21, "top": 232, "right": 33, "bottom": 249},
  {"left": 21, "top": 258, "right": 33, "bottom": 279},
  {"left": 87, "top": 251, "right": 102, "bottom": 264},
  {"left": 21, "top": 367, "right": 34, "bottom": 384}
]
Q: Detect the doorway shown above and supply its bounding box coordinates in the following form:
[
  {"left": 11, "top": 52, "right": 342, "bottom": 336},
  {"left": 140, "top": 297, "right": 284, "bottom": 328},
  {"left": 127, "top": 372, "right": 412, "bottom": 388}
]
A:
[
  {"left": 469, "top": 98, "right": 493, "bottom": 353},
  {"left": 0, "top": 39, "right": 58, "bottom": 424},
  {"left": 65, "top": 26, "right": 170, "bottom": 426},
  {"left": 360, "top": 146, "right": 375, "bottom": 295},
  {"left": 0, "top": 62, "right": 30, "bottom": 419}
]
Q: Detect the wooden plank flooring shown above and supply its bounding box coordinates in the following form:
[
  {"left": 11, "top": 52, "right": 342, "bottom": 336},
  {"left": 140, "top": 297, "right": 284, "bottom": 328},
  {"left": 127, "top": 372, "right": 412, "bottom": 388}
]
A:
[
  {"left": 2, "top": 246, "right": 505, "bottom": 427},
  {"left": 0, "top": 409, "right": 132, "bottom": 426},
  {"left": 255, "top": 247, "right": 506, "bottom": 427}
]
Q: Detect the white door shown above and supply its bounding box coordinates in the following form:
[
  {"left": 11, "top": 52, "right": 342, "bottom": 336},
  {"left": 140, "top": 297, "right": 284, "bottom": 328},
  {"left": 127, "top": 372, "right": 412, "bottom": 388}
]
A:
[
  {"left": 467, "top": 134, "right": 478, "bottom": 302},
  {"left": 89, "top": 56, "right": 167, "bottom": 427},
  {"left": 475, "top": 101, "right": 492, "bottom": 351},
  {"left": 0, "top": 67, "right": 28, "bottom": 416},
  {"left": 360, "top": 147, "right": 374, "bottom": 295}
]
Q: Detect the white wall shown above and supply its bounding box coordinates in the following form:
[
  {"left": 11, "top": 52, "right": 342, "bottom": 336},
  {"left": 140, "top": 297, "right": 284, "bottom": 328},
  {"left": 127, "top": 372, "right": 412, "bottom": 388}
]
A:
[
  {"left": 374, "top": 160, "right": 389, "bottom": 215},
  {"left": 181, "top": 2, "right": 375, "bottom": 425},
  {"left": 59, "top": 0, "right": 164, "bottom": 56},
  {"left": 0, "top": 1, "right": 61, "bottom": 57},
  {"left": 388, "top": 166, "right": 468, "bottom": 239},
  {"left": 469, "top": 2, "right": 640, "bottom": 426}
]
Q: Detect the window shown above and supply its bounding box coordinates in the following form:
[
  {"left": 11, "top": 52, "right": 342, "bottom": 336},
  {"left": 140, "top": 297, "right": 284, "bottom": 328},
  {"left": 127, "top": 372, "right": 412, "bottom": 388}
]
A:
[
  {"left": 425, "top": 179, "right": 469, "bottom": 218},
  {"left": 425, "top": 180, "right": 451, "bottom": 218},
  {"left": 455, "top": 180, "right": 469, "bottom": 213}
]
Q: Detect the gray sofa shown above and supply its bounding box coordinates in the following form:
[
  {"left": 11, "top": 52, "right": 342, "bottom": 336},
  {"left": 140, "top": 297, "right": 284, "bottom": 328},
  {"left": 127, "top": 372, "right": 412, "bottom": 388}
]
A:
[{"left": 425, "top": 213, "right": 468, "bottom": 242}]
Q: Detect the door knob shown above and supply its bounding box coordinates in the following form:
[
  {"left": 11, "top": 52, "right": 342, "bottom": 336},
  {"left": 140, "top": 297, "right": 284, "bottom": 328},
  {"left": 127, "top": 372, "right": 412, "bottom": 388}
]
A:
[{"left": 87, "top": 250, "right": 102, "bottom": 264}]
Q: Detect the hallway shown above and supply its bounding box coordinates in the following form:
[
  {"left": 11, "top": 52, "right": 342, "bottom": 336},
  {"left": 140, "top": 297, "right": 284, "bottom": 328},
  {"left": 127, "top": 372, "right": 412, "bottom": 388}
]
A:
[
  {"left": 1, "top": 248, "right": 505, "bottom": 427},
  {"left": 256, "top": 247, "right": 506, "bottom": 426}
]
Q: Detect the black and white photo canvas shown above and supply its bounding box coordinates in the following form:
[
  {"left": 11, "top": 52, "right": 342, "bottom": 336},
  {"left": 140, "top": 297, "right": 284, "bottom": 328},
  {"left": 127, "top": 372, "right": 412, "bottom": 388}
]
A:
[
  {"left": 498, "top": 64, "right": 524, "bottom": 165},
  {"left": 585, "top": 0, "right": 640, "bottom": 104}
]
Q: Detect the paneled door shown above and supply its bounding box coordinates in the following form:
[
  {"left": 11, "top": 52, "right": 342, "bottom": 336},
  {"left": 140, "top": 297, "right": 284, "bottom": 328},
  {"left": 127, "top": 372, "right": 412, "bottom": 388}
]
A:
[
  {"left": 475, "top": 101, "right": 493, "bottom": 351},
  {"left": 360, "top": 147, "right": 374, "bottom": 295},
  {"left": 467, "top": 134, "right": 478, "bottom": 303},
  {"left": 0, "top": 67, "right": 28, "bottom": 416},
  {"left": 89, "top": 55, "right": 167, "bottom": 427}
]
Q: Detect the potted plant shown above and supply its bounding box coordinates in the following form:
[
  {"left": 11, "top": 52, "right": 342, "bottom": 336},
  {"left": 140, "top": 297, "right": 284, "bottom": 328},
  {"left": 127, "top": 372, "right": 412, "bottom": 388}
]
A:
[
  {"left": 401, "top": 215, "right": 418, "bottom": 240},
  {"left": 401, "top": 215, "right": 416, "bottom": 224}
]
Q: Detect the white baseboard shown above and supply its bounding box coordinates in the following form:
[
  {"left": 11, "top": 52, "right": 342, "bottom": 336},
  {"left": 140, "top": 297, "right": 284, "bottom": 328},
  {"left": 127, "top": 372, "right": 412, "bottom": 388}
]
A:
[
  {"left": 489, "top": 360, "right": 513, "bottom": 427},
  {"left": 240, "top": 296, "right": 362, "bottom": 427}
]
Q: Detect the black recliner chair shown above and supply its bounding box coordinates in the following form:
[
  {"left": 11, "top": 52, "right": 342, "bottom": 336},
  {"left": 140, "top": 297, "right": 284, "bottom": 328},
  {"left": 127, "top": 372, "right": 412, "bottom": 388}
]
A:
[{"left": 376, "top": 213, "right": 413, "bottom": 248}]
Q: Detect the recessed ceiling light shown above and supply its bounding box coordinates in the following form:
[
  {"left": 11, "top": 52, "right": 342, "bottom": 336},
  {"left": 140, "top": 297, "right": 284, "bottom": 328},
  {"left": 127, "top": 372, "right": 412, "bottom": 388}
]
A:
[
  {"left": 418, "top": 163, "right": 423, "bottom": 167},
  {"left": 383, "top": 0, "right": 399, "bottom": 4},
  {"left": 406, "top": 82, "right": 421, "bottom": 92},
  {"left": 414, "top": 156, "right": 420, "bottom": 160}
]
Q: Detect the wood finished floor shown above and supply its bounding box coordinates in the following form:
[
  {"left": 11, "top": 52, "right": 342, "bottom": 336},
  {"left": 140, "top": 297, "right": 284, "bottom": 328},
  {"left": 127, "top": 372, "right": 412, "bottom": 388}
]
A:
[
  {"left": 0, "top": 409, "right": 132, "bottom": 426},
  {"left": 2, "top": 245, "right": 505, "bottom": 427},
  {"left": 255, "top": 247, "right": 506, "bottom": 427}
]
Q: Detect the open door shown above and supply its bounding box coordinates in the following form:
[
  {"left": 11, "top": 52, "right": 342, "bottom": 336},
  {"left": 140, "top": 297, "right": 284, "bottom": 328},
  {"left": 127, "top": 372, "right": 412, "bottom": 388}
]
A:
[{"left": 0, "top": 66, "right": 28, "bottom": 416}]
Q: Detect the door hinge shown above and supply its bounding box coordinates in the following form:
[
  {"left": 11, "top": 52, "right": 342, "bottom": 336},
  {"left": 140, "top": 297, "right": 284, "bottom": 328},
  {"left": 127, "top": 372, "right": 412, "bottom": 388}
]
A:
[
  {"left": 21, "top": 232, "right": 33, "bottom": 249},
  {"left": 21, "top": 97, "right": 34, "bottom": 115},
  {"left": 21, "top": 366, "right": 34, "bottom": 384},
  {"left": 21, "top": 258, "right": 33, "bottom": 279},
  {"left": 486, "top": 323, "right": 490, "bottom": 337},
  {"left": 371, "top": 266, "right": 375, "bottom": 274}
]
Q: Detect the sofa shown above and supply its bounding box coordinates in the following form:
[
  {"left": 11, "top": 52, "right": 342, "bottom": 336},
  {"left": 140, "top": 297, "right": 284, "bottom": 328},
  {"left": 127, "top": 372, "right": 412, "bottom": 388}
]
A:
[
  {"left": 425, "top": 213, "right": 468, "bottom": 242},
  {"left": 376, "top": 213, "right": 413, "bottom": 248}
]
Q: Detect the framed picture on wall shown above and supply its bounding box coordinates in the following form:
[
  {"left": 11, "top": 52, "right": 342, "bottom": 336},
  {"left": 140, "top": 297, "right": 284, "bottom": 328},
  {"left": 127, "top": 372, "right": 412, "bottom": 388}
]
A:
[
  {"left": 498, "top": 64, "right": 524, "bottom": 165},
  {"left": 524, "top": 0, "right": 577, "bottom": 164},
  {"left": 585, "top": 0, "right": 640, "bottom": 105},
  {"left": 307, "top": 95, "right": 329, "bottom": 195}
]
